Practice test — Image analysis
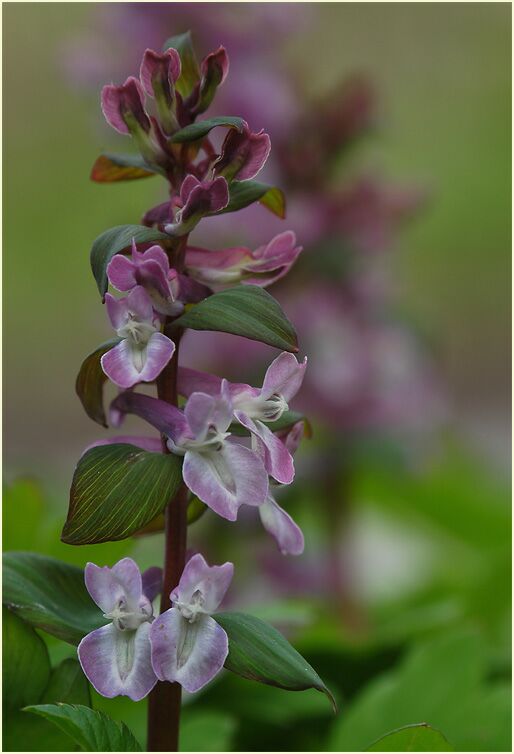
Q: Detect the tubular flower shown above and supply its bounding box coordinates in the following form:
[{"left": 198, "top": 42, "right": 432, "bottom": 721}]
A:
[
  {"left": 77, "top": 558, "right": 157, "bottom": 701},
  {"left": 185, "top": 230, "right": 302, "bottom": 290},
  {"left": 140, "top": 47, "right": 181, "bottom": 134},
  {"left": 150, "top": 554, "right": 233, "bottom": 692},
  {"left": 107, "top": 240, "right": 183, "bottom": 316},
  {"left": 177, "top": 351, "right": 307, "bottom": 485},
  {"left": 110, "top": 388, "right": 269, "bottom": 521},
  {"left": 214, "top": 122, "right": 271, "bottom": 181},
  {"left": 189, "top": 46, "right": 230, "bottom": 114},
  {"left": 101, "top": 286, "right": 175, "bottom": 388},
  {"left": 165, "top": 175, "right": 229, "bottom": 236},
  {"left": 101, "top": 76, "right": 165, "bottom": 165}
]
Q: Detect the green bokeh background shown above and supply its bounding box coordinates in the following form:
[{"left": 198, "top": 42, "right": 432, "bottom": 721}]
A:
[{"left": 3, "top": 3, "right": 511, "bottom": 752}]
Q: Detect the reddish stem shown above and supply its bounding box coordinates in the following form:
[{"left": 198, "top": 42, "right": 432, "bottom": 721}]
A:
[{"left": 147, "top": 259, "right": 188, "bottom": 750}]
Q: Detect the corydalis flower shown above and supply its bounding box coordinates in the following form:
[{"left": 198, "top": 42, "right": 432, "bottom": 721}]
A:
[
  {"left": 150, "top": 554, "right": 232, "bottom": 692},
  {"left": 107, "top": 240, "right": 183, "bottom": 316},
  {"left": 78, "top": 558, "right": 157, "bottom": 701},
  {"left": 140, "top": 47, "right": 181, "bottom": 135},
  {"left": 111, "top": 387, "right": 268, "bottom": 520},
  {"left": 178, "top": 351, "right": 307, "bottom": 485},
  {"left": 101, "top": 76, "right": 165, "bottom": 166},
  {"left": 185, "top": 231, "right": 302, "bottom": 290},
  {"left": 101, "top": 286, "right": 175, "bottom": 388},
  {"left": 214, "top": 122, "right": 271, "bottom": 182},
  {"left": 165, "top": 175, "right": 229, "bottom": 236},
  {"left": 189, "top": 46, "right": 230, "bottom": 115}
]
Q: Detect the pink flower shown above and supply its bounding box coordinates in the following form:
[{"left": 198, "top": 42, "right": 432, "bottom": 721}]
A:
[{"left": 185, "top": 231, "right": 302, "bottom": 290}]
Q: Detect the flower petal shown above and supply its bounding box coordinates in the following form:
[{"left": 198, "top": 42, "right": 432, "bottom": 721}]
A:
[
  {"left": 261, "top": 352, "right": 307, "bottom": 401},
  {"left": 126, "top": 285, "right": 155, "bottom": 321},
  {"left": 259, "top": 495, "right": 304, "bottom": 556},
  {"left": 101, "top": 340, "right": 144, "bottom": 389},
  {"left": 138, "top": 332, "right": 175, "bottom": 383},
  {"left": 182, "top": 443, "right": 268, "bottom": 521},
  {"left": 150, "top": 610, "right": 228, "bottom": 693},
  {"left": 107, "top": 254, "right": 138, "bottom": 292},
  {"left": 215, "top": 125, "right": 271, "bottom": 182},
  {"left": 171, "top": 554, "right": 233, "bottom": 615},
  {"left": 235, "top": 412, "right": 294, "bottom": 485},
  {"left": 105, "top": 293, "right": 129, "bottom": 330},
  {"left": 140, "top": 48, "right": 181, "bottom": 97},
  {"left": 184, "top": 389, "right": 233, "bottom": 440},
  {"left": 84, "top": 557, "right": 143, "bottom": 614},
  {"left": 78, "top": 622, "right": 157, "bottom": 701},
  {"left": 101, "top": 77, "right": 150, "bottom": 135},
  {"left": 110, "top": 392, "right": 189, "bottom": 444}
]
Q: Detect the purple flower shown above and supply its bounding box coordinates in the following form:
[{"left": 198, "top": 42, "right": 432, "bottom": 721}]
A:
[
  {"left": 177, "top": 352, "right": 307, "bottom": 485},
  {"left": 150, "top": 554, "right": 232, "bottom": 692},
  {"left": 77, "top": 558, "right": 157, "bottom": 701},
  {"left": 140, "top": 47, "right": 181, "bottom": 134},
  {"left": 165, "top": 175, "right": 229, "bottom": 236},
  {"left": 214, "top": 122, "right": 271, "bottom": 181},
  {"left": 110, "top": 388, "right": 269, "bottom": 521},
  {"left": 259, "top": 492, "right": 304, "bottom": 556},
  {"left": 190, "top": 46, "right": 230, "bottom": 115},
  {"left": 185, "top": 230, "right": 302, "bottom": 290},
  {"left": 101, "top": 286, "right": 175, "bottom": 389},
  {"left": 107, "top": 240, "right": 183, "bottom": 316},
  {"left": 101, "top": 76, "right": 165, "bottom": 165}
]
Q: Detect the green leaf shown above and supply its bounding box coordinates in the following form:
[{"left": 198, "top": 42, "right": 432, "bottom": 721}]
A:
[
  {"left": 42, "top": 659, "right": 91, "bottom": 707},
  {"left": 24, "top": 704, "right": 142, "bottom": 751},
  {"left": 187, "top": 495, "right": 208, "bottom": 525},
  {"left": 217, "top": 180, "right": 286, "bottom": 218},
  {"left": 174, "top": 285, "right": 298, "bottom": 352},
  {"left": 170, "top": 116, "right": 245, "bottom": 144},
  {"left": 3, "top": 608, "right": 51, "bottom": 715},
  {"left": 3, "top": 551, "right": 104, "bottom": 644},
  {"left": 329, "top": 630, "right": 510, "bottom": 753},
  {"left": 367, "top": 724, "right": 454, "bottom": 751},
  {"left": 214, "top": 612, "right": 335, "bottom": 710},
  {"left": 90, "top": 153, "right": 161, "bottom": 183},
  {"left": 90, "top": 225, "right": 170, "bottom": 298},
  {"left": 75, "top": 339, "right": 120, "bottom": 427},
  {"left": 163, "top": 31, "right": 200, "bottom": 98},
  {"left": 180, "top": 711, "right": 236, "bottom": 752},
  {"left": 62, "top": 444, "right": 183, "bottom": 545}
]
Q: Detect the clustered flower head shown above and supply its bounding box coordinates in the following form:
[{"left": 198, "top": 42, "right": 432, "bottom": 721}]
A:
[{"left": 76, "top": 38, "right": 308, "bottom": 699}]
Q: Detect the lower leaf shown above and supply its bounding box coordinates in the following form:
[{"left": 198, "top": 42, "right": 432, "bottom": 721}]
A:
[
  {"left": 24, "top": 704, "right": 141, "bottom": 752},
  {"left": 214, "top": 611, "right": 336, "bottom": 711}
]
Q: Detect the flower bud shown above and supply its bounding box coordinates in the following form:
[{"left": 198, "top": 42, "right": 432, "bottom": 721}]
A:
[{"left": 140, "top": 48, "right": 181, "bottom": 135}]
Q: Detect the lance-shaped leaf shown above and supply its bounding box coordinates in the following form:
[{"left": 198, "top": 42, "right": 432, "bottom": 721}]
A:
[
  {"left": 170, "top": 116, "right": 245, "bottom": 144},
  {"left": 62, "top": 444, "right": 183, "bottom": 545},
  {"left": 76, "top": 339, "right": 120, "bottom": 427},
  {"left": 90, "top": 225, "right": 170, "bottom": 298},
  {"left": 214, "top": 612, "right": 335, "bottom": 711},
  {"left": 174, "top": 285, "right": 298, "bottom": 352},
  {"left": 217, "top": 181, "right": 286, "bottom": 219},
  {"left": 3, "top": 552, "right": 105, "bottom": 644},
  {"left": 90, "top": 153, "right": 162, "bottom": 183},
  {"left": 367, "top": 724, "right": 454, "bottom": 751},
  {"left": 24, "top": 704, "right": 142, "bottom": 752},
  {"left": 163, "top": 31, "right": 200, "bottom": 98}
]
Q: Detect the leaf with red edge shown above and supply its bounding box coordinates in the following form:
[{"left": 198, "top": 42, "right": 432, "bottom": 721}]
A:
[{"left": 91, "top": 153, "right": 160, "bottom": 183}]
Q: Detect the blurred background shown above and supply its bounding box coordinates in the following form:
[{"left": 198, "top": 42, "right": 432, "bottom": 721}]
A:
[{"left": 3, "top": 3, "right": 511, "bottom": 751}]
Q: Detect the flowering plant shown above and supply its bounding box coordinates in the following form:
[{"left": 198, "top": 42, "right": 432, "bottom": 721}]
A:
[{"left": 4, "top": 33, "right": 333, "bottom": 751}]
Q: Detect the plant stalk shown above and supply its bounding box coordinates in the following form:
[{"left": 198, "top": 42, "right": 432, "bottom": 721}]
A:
[{"left": 147, "top": 329, "right": 187, "bottom": 752}]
